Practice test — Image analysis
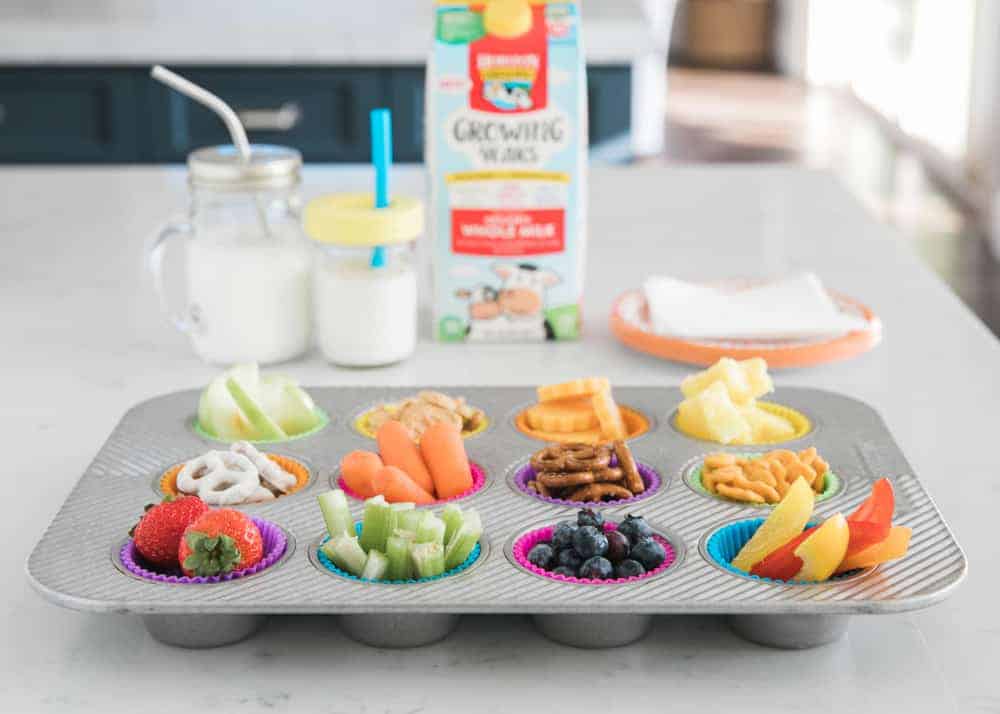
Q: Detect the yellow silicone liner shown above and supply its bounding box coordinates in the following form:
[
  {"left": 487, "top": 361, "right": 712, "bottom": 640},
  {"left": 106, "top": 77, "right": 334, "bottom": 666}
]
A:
[
  {"left": 354, "top": 408, "right": 490, "bottom": 440},
  {"left": 514, "top": 405, "right": 651, "bottom": 444},
  {"left": 675, "top": 401, "right": 812, "bottom": 445},
  {"left": 160, "top": 454, "right": 310, "bottom": 500}
]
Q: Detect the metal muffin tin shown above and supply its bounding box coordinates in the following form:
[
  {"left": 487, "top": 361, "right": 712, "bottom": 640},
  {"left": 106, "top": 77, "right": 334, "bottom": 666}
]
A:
[{"left": 25, "top": 387, "right": 966, "bottom": 650}]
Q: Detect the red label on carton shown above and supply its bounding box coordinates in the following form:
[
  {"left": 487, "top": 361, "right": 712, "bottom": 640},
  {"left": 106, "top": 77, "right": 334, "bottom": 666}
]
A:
[
  {"left": 469, "top": 6, "right": 548, "bottom": 114},
  {"left": 451, "top": 208, "right": 565, "bottom": 255}
]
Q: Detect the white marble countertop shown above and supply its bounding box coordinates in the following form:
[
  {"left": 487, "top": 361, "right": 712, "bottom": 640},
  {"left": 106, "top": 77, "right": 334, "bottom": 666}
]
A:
[
  {"left": 0, "top": 1, "right": 654, "bottom": 65},
  {"left": 2, "top": 164, "right": 996, "bottom": 713}
]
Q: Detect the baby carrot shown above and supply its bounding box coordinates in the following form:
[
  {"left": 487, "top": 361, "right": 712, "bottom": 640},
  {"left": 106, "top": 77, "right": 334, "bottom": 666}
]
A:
[
  {"left": 340, "top": 450, "right": 383, "bottom": 498},
  {"left": 420, "top": 421, "right": 472, "bottom": 500},
  {"left": 377, "top": 466, "right": 435, "bottom": 505},
  {"left": 377, "top": 421, "right": 437, "bottom": 496}
]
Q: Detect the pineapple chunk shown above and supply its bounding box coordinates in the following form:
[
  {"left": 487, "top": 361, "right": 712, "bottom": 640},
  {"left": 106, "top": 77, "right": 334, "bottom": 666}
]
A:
[
  {"left": 739, "top": 404, "right": 795, "bottom": 443},
  {"left": 740, "top": 358, "right": 774, "bottom": 401},
  {"left": 676, "top": 381, "right": 751, "bottom": 444},
  {"left": 681, "top": 357, "right": 772, "bottom": 405}
]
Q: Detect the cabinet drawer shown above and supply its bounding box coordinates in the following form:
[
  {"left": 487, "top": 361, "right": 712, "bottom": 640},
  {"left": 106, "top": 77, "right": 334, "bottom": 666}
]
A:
[
  {"left": 0, "top": 69, "right": 139, "bottom": 162},
  {"left": 148, "top": 68, "right": 383, "bottom": 162}
]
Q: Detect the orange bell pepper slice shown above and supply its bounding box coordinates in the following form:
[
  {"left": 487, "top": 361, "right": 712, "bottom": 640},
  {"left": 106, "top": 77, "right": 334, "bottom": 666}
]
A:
[{"left": 835, "top": 525, "right": 911, "bottom": 574}]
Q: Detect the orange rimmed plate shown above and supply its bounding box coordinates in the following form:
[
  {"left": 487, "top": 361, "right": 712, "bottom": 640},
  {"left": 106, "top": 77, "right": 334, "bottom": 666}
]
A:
[{"left": 610, "top": 282, "right": 881, "bottom": 369}]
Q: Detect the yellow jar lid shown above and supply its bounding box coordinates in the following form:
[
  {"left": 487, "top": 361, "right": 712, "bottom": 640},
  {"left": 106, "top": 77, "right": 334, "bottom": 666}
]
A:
[
  {"left": 483, "top": 0, "right": 533, "bottom": 38},
  {"left": 304, "top": 193, "right": 423, "bottom": 247}
]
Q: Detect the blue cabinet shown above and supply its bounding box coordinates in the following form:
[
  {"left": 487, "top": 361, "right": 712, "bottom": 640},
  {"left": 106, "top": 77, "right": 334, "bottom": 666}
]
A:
[
  {"left": 0, "top": 65, "right": 630, "bottom": 163},
  {"left": 0, "top": 68, "right": 140, "bottom": 162}
]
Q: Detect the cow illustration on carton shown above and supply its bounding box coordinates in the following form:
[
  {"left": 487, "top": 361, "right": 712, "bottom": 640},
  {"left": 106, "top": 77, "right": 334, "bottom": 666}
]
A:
[{"left": 454, "top": 263, "right": 561, "bottom": 341}]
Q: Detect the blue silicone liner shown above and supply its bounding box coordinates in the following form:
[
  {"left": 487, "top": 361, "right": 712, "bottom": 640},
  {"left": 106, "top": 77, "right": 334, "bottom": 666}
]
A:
[
  {"left": 706, "top": 518, "right": 859, "bottom": 586},
  {"left": 316, "top": 523, "right": 481, "bottom": 585}
]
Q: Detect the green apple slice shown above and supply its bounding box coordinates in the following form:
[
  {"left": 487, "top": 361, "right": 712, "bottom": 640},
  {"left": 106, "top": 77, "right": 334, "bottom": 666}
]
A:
[
  {"left": 226, "top": 376, "right": 287, "bottom": 441},
  {"left": 196, "top": 363, "right": 260, "bottom": 440},
  {"left": 261, "top": 375, "right": 321, "bottom": 436}
]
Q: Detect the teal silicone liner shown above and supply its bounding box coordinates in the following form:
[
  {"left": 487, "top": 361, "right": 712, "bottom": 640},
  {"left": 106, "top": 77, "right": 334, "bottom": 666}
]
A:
[
  {"left": 689, "top": 455, "right": 841, "bottom": 507},
  {"left": 316, "top": 523, "right": 481, "bottom": 585},
  {"left": 706, "top": 518, "right": 859, "bottom": 586},
  {"left": 193, "top": 408, "right": 330, "bottom": 445}
]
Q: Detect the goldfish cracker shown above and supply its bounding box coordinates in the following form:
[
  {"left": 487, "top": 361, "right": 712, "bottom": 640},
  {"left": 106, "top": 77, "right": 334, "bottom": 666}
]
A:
[
  {"left": 340, "top": 450, "right": 384, "bottom": 498},
  {"left": 376, "top": 465, "right": 435, "bottom": 505},
  {"left": 420, "top": 421, "right": 472, "bottom": 499},
  {"left": 537, "top": 377, "right": 610, "bottom": 403},
  {"left": 376, "top": 421, "right": 436, "bottom": 497}
]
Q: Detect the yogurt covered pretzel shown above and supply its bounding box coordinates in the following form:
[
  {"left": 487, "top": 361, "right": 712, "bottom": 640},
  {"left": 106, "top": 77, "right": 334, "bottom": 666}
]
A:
[
  {"left": 231, "top": 441, "right": 297, "bottom": 493},
  {"left": 176, "top": 451, "right": 260, "bottom": 506}
]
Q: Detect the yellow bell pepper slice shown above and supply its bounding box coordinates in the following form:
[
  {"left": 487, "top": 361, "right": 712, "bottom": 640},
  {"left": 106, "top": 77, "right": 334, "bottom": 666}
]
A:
[
  {"left": 793, "top": 513, "right": 850, "bottom": 582},
  {"left": 731, "top": 477, "right": 815, "bottom": 572}
]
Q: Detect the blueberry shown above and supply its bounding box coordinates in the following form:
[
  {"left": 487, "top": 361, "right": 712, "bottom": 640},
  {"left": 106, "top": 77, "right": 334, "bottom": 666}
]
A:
[
  {"left": 614, "top": 559, "right": 646, "bottom": 579},
  {"left": 576, "top": 508, "right": 604, "bottom": 530},
  {"left": 630, "top": 538, "right": 666, "bottom": 570},
  {"left": 617, "top": 514, "right": 654, "bottom": 544},
  {"left": 578, "top": 556, "right": 614, "bottom": 579},
  {"left": 572, "top": 525, "right": 608, "bottom": 559},
  {"left": 604, "top": 530, "right": 631, "bottom": 562},
  {"left": 551, "top": 521, "right": 579, "bottom": 550},
  {"left": 556, "top": 547, "right": 583, "bottom": 571},
  {"left": 527, "top": 543, "right": 555, "bottom": 570},
  {"left": 551, "top": 566, "right": 577, "bottom": 578}
]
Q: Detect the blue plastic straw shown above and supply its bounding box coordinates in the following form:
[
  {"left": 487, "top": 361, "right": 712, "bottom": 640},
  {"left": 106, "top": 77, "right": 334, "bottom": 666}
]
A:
[{"left": 369, "top": 108, "right": 392, "bottom": 268}]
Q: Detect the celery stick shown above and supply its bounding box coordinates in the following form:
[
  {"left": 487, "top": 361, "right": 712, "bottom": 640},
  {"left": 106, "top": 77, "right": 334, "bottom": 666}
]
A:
[
  {"left": 441, "top": 504, "right": 464, "bottom": 546},
  {"left": 360, "top": 550, "right": 389, "bottom": 581},
  {"left": 410, "top": 542, "right": 446, "bottom": 579},
  {"left": 322, "top": 535, "right": 368, "bottom": 576},
  {"left": 359, "top": 496, "right": 393, "bottom": 553},
  {"left": 385, "top": 535, "right": 414, "bottom": 581},
  {"left": 397, "top": 509, "right": 425, "bottom": 533},
  {"left": 444, "top": 509, "right": 482, "bottom": 570},
  {"left": 317, "top": 489, "right": 353, "bottom": 539},
  {"left": 415, "top": 513, "right": 446, "bottom": 545}
]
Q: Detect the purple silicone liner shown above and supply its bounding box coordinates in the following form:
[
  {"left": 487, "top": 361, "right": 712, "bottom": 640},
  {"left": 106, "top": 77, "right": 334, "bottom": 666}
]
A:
[
  {"left": 338, "top": 462, "right": 487, "bottom": 504},
  {"left": 514, "top": 459, "right": 662, "bottom": 506},
  {"left": 513, "top": 521, "right": 676, "bottom": 585},
  {"left": 120, "top": 517, "right": 287, "bottom": 584}
]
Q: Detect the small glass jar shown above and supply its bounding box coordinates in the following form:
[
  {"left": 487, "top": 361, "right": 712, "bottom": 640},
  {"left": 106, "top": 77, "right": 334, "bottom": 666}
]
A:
[
  {"left": 148, "top": 145, "right": 312, "bottom": 365},
  {"left": 304, "top": 193, "right": 423, "bottom": 366}
]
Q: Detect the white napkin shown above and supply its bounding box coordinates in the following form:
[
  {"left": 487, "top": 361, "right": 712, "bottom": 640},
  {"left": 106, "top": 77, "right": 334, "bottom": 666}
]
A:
[{"left": 642, "top": 273, "right": 868, "bottom": 340}]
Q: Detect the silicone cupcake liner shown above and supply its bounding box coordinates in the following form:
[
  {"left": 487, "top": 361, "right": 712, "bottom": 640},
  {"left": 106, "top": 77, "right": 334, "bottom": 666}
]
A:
[
  {"left": 336, "top": 461, "right": 487, "bottom": 504},
  {"left": 192, "top": 408, "right": 330, "bottom": 445},
  {"left": 672, "top": 401, "right": 812, "bottom": 445},
  {"left": 158, "top": 454, "right": 311, "bottom": 501},
  {"left": 704, "top": 518, "right": 862, "bottom": 586},
  {"left": 512, "top": 521, "right": 676, "bottom": 585},
  {"left": 512, "top": 458, "right": 662, "bottom": 507},
  {"left": 353, "top": 404, "right": 490, "bottom": 440},
  {"left": 513, "top": 403, "right": 652, "bottom": 444},
  {"left": 687, "top": 457, "right": 841, "bottom": 507},
  {"left": 119, "top": 517, "right": 287, "bottom": 585},
  {"left": 316, "top": 523, "right": 482, "bottom": 584}
]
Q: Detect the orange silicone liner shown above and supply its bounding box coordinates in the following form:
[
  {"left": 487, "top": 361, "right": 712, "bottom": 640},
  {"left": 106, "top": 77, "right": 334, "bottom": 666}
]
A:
[
  {"left": 609, "top": 289, "right": 882, "bottom": 369},
  {"left": 159, "top": 454, "right": 310, "bottom": 500},
  {"left": 514, "top": 404, "right": 651, "bottom": 443}
]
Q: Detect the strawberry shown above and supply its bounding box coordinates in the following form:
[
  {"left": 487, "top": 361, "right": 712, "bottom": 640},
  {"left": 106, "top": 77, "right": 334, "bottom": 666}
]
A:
[
  {"left": 178, "top": 509, "right": 263, "bottom": 577},
  {"left": 132, "top": 496, "right": 209, "bottom": 569}
]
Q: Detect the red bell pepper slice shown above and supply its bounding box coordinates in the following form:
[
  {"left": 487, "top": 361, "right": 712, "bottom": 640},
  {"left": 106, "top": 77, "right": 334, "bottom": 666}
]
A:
[
  {"left": 750, "top": 526, "right": 817, "bottom": 581},
  {"left": 848, "top": 478, "right": 894, "bottom": 524}
]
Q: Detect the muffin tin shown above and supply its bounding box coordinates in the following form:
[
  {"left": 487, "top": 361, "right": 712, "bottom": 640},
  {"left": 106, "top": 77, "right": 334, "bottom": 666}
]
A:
[{"left": 25, "top": 386, "right": 966, "bottom": 651}]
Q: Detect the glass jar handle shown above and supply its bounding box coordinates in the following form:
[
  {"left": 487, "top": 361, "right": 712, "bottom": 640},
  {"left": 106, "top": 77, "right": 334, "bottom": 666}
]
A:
[{"left": 147, "top": 220, "right": 196, "bottom": 334}]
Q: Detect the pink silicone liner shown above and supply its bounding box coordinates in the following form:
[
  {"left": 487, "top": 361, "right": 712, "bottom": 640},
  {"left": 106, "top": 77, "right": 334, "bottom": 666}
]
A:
[
  {"left": 119, "top": 517, "right": 287, "bottom": 585},
  {"left": 513, "top": 521, "right": 676, "bottom": 585},
  {"left": 338, "top": 462, "right": 487, "bottom": 504}
]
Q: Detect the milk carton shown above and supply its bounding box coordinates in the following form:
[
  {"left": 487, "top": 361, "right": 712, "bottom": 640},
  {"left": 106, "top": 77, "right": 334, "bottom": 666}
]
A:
[{"left": 427, "top": 0, "right": 587, "bottom": 342}]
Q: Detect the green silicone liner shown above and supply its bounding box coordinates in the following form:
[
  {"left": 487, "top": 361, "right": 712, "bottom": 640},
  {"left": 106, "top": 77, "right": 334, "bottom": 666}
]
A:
[
  {"left": 193, "top": 408, "right": 330, "bottom": 445},
  {"left": 688, "top": 455, "right": 841, "bottom": 508}
]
